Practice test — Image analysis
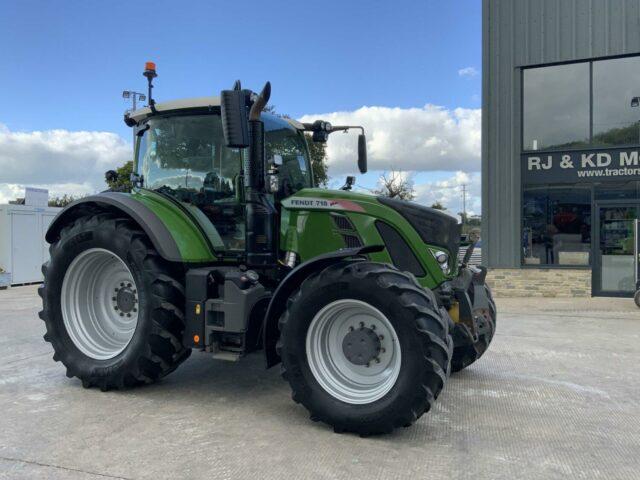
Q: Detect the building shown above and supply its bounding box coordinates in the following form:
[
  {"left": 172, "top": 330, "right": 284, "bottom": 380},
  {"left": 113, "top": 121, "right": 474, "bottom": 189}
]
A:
[{"left": 483, "top": 0, "right": 640, "bottom": 297}]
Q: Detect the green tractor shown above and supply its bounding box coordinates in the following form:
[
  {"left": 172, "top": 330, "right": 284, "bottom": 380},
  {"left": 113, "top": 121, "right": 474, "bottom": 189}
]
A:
[{"left": 39, "top": 64, "right": 495, "bottom": 435}]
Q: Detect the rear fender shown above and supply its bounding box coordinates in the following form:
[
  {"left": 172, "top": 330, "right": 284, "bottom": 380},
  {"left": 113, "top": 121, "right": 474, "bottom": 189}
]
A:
[
  {"left": 263, "top": 245, "right": 384, "bottom": 368},
  {"left": 45, "top": 192, "right": 213, "bottom": 263}
]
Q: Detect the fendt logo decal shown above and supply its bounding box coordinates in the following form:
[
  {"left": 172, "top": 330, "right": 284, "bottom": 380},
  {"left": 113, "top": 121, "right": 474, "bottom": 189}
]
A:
[{"left": 282, "top": 197, "right": 364, "bottom": 212}]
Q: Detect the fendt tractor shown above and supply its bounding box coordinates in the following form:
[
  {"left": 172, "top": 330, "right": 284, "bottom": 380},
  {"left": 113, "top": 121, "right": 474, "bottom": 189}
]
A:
[{"left": 39, "top": 63, "right": 496, "bottom": 435}]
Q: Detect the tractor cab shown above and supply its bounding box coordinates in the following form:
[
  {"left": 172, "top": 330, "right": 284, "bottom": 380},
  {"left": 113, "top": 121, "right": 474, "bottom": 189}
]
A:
[{"left": 131, "top": 106, "right": 312, "bottom": 253}]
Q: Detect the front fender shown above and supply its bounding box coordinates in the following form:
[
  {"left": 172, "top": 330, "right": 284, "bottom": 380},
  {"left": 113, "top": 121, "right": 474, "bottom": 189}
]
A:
[
  {"left": 263, "top": 244, "right": 383, "bottom": 368},
  {"left": 45, "top": 191, "right": 217, "bottom": 263}
]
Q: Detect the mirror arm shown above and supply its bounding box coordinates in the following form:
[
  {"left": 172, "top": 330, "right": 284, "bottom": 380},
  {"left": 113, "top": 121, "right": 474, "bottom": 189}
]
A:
[
  {"left": 329, "top": 125, "right": 365, "bottom": 135},
  {"left": 301, "top": 123, "right": 365, "bottom": 136}
]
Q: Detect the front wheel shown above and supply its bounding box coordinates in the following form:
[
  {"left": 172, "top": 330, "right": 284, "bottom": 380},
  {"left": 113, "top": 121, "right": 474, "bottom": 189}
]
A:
[{"left": 277, "top": 261, "right": 453, "bottom": 435}]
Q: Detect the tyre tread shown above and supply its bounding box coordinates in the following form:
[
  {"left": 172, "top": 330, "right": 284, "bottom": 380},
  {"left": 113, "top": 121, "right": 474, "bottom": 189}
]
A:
[
  {"left": 39, "top": 213, "right": 191, "bottom": 390},
  {"left": 279, "top": 260, "right": 453, "bottom": 435}
]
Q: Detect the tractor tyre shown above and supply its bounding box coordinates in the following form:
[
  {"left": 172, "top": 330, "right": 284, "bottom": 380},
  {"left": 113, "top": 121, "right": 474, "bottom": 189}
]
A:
[
  {"left": 634, "top": 290, "right": 640, "bottom": 308},
  {"left": 277, "top": 261, "right": 453, "bottom": 435},
  {"left": 39, "top": 213, "right": 191, "bottom": 390},
  {"left": 451, "top": 284, "right": 496, "bottom": 373}
]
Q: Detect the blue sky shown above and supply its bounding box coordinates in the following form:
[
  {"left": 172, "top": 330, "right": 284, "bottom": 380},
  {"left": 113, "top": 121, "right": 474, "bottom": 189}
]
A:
[{"left": 0, "top": 0, "right": 482, "bottom": 213}]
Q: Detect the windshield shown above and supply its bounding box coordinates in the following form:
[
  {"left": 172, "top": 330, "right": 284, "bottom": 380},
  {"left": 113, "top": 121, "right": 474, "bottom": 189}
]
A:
[
  {"left": 137, "top": 113, "right": 313, "bottom": 194},
  {"left": 139, "top": 114, "right": 241, "bottom": 192}
]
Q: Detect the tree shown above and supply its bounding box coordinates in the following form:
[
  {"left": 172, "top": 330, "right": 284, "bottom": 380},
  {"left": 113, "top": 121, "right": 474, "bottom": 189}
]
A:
[
  {"left": 105, "top": 161, "right": 134, "bottom": 192},
  {"left": 49, "top": 194, "right": 80, "bottom": 207},
  {"left": 373, "top": 170, "right": 415, "bottom": 201},
  {"left": 430, "top": 201, "right": 446, "bottom": 210}
]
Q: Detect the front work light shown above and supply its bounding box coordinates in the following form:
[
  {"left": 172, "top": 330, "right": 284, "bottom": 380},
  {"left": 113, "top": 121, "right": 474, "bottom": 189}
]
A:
[{"left": 432, "top": 250, "right": 450, "bottom": 273}]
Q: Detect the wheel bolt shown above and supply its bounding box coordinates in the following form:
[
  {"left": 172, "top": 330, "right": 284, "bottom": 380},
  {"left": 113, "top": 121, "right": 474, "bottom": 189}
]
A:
[
  {"left": 127, "top": 283, "right": 132, "bottom": 288},
  {"left": 371, "top": 324, "right": 376, "bottom": 330},
  {"left": 114, "top": 306, "right": 119, "bottom": 311},
  {"left": 112, "top": 297, "right": 116, "bottom": 301},
  {"left": 375, "top": 357, "right": 381, "bottom": 364},
  {"left": 120, "top": 283, "right": 124, "bottom": 287},
  {"left": 348, "top": 326, "right": 354, "bottom": 332},
  {"left": 133, "top": 308, "right": 137, "bottom": 313},
  {"left": 359, "top": 322, "right": 364, "bottom": 329},
  {"left": 379, "top": 335, "right": 384, "bottom": 340},
  {"left": 126, "top": 313, "right": 131, "bottom": 318},
  {"left": 119, "top": 312, "right": 124, "bottom": 317},
  {"left": 365, "top": 362, "right": 370, "bottom": 368},
  {"left": 381, "top": 348, "right": 386, "bottom": 353}
]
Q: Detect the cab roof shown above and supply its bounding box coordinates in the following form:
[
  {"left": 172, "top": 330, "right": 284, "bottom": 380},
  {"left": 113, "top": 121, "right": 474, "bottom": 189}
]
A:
[{"left": 126, "top": 96, "right": 305, "bottom": 130}]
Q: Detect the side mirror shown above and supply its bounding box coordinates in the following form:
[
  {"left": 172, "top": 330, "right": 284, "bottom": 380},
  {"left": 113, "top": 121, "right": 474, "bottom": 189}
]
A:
[
  {"left": 358, "top": 134, "right": 368, "bottom": 173},
  {"left": 220, "top": 89, "right": 249, "bottom": 148}
]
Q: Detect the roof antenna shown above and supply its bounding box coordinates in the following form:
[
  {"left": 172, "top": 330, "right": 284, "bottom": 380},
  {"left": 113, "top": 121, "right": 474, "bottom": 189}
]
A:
[{"left": 143, "top": 61, "right": 158, "bottom": 113}]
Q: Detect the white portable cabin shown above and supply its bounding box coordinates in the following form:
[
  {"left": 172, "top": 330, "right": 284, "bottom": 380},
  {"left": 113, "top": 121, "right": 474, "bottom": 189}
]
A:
[{"left": 0, "top": 204, "right": 61, "bottom": 285}]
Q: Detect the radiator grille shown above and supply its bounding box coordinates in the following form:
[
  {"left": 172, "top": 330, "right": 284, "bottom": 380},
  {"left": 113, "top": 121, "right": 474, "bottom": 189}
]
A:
[
  {"left": 331, "top": 214, "right": 355, "bottom": 231},
  {"left": 342, "top": 234, "right": 363, "bottom": 248}
]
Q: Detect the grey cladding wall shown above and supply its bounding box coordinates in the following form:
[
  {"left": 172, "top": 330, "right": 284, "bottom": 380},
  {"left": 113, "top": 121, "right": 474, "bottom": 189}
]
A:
[{"left": 482, "top": 0, "right": 640, "bottom": 267}]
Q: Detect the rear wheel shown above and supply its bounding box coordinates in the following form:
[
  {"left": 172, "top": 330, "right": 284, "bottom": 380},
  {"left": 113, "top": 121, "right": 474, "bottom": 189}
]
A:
[
  {"left": 451, "top": 284, "right": 496, "bottom": 373},
  {"left": 39, "top": 214, "right": 190, "bottom": 390},
  {"left": 278, "top": 261, "right": 452, "bottom": 435}
]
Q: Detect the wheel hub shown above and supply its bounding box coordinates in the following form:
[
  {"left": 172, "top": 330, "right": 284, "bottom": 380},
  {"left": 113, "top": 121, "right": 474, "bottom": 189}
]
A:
[
  {"left": 305, "top": 299, "right": 402, "bottom": 405},
  {"left": 114, "top": 284, "right": 137, "bottom": 314},
  {"left": 342, "top": 326, "right": 381, "bottom": 366}
]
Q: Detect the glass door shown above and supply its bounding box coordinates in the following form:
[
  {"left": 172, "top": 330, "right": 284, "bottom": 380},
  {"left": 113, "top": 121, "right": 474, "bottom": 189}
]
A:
[{"left": 594, "top": 204, "right": 639, "bottom": 296}]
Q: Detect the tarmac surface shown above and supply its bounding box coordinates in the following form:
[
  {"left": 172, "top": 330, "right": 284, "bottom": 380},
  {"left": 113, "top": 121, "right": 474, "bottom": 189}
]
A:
[{"left": 1, "top": 285, "right": 639, "bottom": 479}]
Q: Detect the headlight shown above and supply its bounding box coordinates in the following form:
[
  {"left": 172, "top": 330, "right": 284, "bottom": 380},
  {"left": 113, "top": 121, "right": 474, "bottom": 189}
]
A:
[{"left": 432, "top": 250, "right": 449, "bottom": 273}]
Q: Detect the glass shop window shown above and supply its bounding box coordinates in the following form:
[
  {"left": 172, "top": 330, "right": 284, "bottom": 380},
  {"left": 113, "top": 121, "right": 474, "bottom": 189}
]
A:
[
  {"left": 523, "top": 63, "right": 590, "bottom": 151},
  {"left": 593, "top": 56, "right": 640, "bottom": 146},
  {"left": 522, "top": 187, "right": 592, "bottom": 266}
]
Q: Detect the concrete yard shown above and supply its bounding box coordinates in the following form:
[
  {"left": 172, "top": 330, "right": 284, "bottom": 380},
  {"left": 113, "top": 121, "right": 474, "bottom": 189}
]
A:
[{"left": 0, "top": 285, "right": 639, "bottom": 479}]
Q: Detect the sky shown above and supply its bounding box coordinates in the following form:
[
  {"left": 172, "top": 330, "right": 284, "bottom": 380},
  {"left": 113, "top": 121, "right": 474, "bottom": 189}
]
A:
[{"left": 0, "top": 0, "right": 482, "bottom": 215}]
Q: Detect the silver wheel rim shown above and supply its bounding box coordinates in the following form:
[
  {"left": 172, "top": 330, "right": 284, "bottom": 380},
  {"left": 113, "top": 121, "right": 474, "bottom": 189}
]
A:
[
  {"left": 305, "top": 299, "right": 401, "bottom": 405},
  {"left": 61, "top": 248, "right": 139, "bottom": 360}
]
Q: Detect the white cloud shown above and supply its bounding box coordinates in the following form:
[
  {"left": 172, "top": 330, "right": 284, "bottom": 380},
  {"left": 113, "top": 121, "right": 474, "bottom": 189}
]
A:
[
  {"left": 299, "top": 105, "right": 480, "bottom": 175},
  {"left": 458, "top": 66, "right": 479, "bottom": 77},
  {"left": 0, "top": 124, "right": 130, "bottom": 203},
  {"left": 414, "top": 171, "right": 481, "bottom": 217}
]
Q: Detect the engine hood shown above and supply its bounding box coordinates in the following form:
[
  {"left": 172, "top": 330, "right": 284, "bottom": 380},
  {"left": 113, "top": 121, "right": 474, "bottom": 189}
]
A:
[
  {"left": 281, "top": 188, "right": 461, "bottom": 255},
  {"left": 377, "top": 196, "right": 461, "bottom": 257}
]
